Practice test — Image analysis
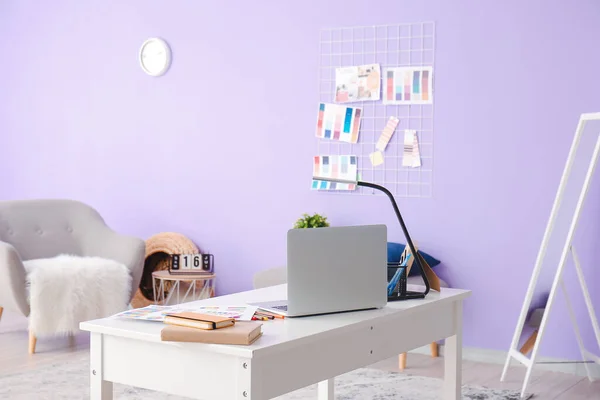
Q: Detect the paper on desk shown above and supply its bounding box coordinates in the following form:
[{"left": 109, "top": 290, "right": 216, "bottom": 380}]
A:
[
  {"left": 113, "top": 304, "right": 258, "bottom": 322},
  {"left": 402, "top": 130, "right": 421, "bottom": 168},
  {"left": 111, "top": 305, "right": 173, "bottom": 321}
]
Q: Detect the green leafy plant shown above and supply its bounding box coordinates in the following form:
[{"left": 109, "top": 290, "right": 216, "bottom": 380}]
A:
[{"left": 293, "top": 213, "right": 330, "bottom": 229}]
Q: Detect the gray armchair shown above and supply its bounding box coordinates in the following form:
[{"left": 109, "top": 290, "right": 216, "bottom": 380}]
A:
[{"left": 0, "top": 199, "right": 145, "bottom": 353}]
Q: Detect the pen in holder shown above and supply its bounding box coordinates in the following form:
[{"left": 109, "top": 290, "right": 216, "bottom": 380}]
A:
[
  {"left": 387, "top": 262, "right": 408, "bottom": 300},
  {"left": 387, "top": 251, "right": 430, "bottom": 301}
]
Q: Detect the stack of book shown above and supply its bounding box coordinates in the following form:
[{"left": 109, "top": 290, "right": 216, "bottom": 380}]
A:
[{"left": 160, "top": 312, "right": 262, "bottom": 345}]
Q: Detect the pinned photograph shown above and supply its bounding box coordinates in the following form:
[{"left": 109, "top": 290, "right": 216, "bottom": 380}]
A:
[{"left": 335, "top": 64, "right": 381, "bottom": 103}]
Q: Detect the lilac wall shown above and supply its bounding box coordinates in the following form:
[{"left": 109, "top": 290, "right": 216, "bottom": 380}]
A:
[{"left": 2, "top": 0, "right": 600, "bottom": 359}]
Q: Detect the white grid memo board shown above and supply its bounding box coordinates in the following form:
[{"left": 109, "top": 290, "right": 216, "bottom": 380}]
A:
[{"left": 317, "top": 22, "right": 436, "bottom": 197}]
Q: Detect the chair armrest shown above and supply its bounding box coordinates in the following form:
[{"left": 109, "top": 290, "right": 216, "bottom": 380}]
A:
[
  {"left": 83, "top": 228, "right": 146, "bottom": 302},
  {"left": 0, "top": 240, "right": 30, "bottom": 316}
]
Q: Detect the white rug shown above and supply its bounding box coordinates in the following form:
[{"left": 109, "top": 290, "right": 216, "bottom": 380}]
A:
[
  {"left": 25, "top": 254, "right": 131, "bottom": 336},
  {"left": 0, "top": 356, "right": 533, "bottom": 399}
]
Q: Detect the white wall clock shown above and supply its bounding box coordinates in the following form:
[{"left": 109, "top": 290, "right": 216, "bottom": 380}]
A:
[{"left": 139, "top": 38, "right": 171, "bottom": 77}]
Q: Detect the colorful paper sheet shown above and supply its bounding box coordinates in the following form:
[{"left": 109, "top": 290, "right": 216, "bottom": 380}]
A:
[
  {"left": 402, "top": 130, "right": 422, "bottom": 168},
  {"left": 369, "top": 150, "right": 384, "bottom": 167},
  {"left": 312, "top": 155, "right": 358, "bottom": 190},
  {"left": 335, "top": 64, "right": 381, "bottom": 103},
  {"left": 112, "top": 305, "right": 174, "bottom": 321},
  {"left": 316, "top": 103, "right": 362, "bottom": 143},
  {"left": 383, "top": 67, "right": 433, "bottom": 105},
  {"left": 376, "top": 116, "right": 400, "bottom": 151},
  {"left": 113, "top": 304, "right": 258, "bottom": 322}
]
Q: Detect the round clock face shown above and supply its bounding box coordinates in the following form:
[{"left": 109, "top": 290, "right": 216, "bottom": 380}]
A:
[{"left": 139, "top": 38, "right": 171, "bottom": 76}]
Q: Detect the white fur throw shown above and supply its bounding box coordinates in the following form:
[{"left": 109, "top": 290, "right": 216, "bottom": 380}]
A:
[{"left": 24, "top": 254, "right": 131, "bottom": 336}]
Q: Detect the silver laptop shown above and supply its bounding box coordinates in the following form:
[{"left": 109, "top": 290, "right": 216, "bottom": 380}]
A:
[{"left": 251, "top": 225, "right": 388, "bottom": 317}]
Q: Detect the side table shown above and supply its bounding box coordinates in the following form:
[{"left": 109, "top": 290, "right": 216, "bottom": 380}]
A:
[{"left": 152, "top": 270, "right": 216, "bottom": 305}]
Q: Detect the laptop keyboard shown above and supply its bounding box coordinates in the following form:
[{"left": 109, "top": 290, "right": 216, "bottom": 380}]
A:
[{"left": 272, "top": 305, "right": 288, "bottom": 311}]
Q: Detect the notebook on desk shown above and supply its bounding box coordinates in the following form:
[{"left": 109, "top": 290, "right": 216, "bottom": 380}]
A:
[
  {"left": 250, "top": 225, "right": 387, "bottom": 317},
  {"left": 164, "top": 312, "right": 235, "bottom": 330},
  {"left": 161, "top": 321, "right": 262, "bottom": 345}
]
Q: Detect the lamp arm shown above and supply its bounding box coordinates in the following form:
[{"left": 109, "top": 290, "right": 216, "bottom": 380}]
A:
[{"left": 357, "top": 180, "right": 430, "bottom": 296}]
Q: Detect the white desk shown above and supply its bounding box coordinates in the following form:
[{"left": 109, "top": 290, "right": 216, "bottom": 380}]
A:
[{"left": 80, "top": 284, "right": 470, "bottom": 400}]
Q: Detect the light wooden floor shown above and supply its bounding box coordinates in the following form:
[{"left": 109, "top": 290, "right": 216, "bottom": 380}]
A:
[
  {"left": 370, "top": 356, "right": 600, "bottom": 399},
  {"left": 1, "top": 330, "right": 599, "bottom": 399}
]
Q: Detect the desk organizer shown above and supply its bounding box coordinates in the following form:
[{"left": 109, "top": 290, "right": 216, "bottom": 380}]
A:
[
  {"left": 387, "top": 250, "right": 438, "bottom": 301},
  {"left": 387, "top": 263, "right": 408, "bottom": 300}
]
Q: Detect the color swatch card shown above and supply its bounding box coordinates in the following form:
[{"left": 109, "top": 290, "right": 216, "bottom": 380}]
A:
[
  {"left": 335, "top": 64, "right": 381, "bottom": 103},
  {"left": 383, "top": 67, "right": 433, "bottom": 105},
  {"left": 112, "top": 305, "right": 176, "bottom": 321},
  {"left": 402, "top": 130, "right": 422, "bottom": 168},
  {"left": 316, "top": 103, "right": 362, "bottom": 143},
  {"left": 376, "top": 116, "right": 400, "bottom": 151},
  {"left": 369, "top": 150, "right": 384, "bottom": 167},
  {"left": 113, "top": 305, "right": 258, "bottom": 322},
  {"left": 312, "top": 155, "right": 358, "bottom": 190}
]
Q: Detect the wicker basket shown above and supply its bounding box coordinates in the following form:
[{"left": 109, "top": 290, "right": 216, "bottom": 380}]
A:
[{"left": 131, "top": 232, "right": 200, "bottom": 308}]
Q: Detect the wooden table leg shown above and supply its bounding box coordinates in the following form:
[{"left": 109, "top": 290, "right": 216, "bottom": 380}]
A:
[
  {"left": 431, "top": 342, "right": 439, "bottom": 357},
  {"left": 28, "top": 331, "right": 37, "bottom": 355},
  {"left": 399, "top": 353, "right": 407, "bottom": 370}
]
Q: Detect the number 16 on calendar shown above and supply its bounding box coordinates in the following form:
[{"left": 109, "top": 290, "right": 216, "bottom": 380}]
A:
[{"left": 170, "top": 254, "right": 214, "bottom": 274}]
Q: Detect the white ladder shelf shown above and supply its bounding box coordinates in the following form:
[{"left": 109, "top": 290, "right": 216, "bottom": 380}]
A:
[{"left": 501, "top": 112, "right": 600, "bottom": 398}]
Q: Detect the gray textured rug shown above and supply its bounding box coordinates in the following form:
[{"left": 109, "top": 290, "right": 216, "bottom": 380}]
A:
[{"left": 0, "top": 355, "right": 532, "bottom": 399}]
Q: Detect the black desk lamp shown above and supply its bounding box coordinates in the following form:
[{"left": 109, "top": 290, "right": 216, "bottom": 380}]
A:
[{"left": 313, "top": 176, "right": 431, "bottom": 300}]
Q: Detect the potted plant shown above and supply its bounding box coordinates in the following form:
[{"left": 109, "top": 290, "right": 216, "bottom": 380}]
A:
[{"left": 293, "top": 213, "right": 330, "bottom": 229}]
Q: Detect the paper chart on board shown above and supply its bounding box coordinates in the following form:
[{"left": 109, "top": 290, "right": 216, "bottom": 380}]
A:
[
  {"left": 383, "top": 67, "right": 433, "bottom": 105},
  {"left": 316, "top": 103, "right": 362, "bottom": 143},
  {"left": 402, "top": 130, "right": 421, "bottom": 168},
  {"left": 312, "top": 155, "right": 358, "bottom": 190},
  {"left": 335, "top": 64, "right": 381, "bottom": 103},
  {"left": 112, "top": 304, "right": 258, "bottom": 322}
]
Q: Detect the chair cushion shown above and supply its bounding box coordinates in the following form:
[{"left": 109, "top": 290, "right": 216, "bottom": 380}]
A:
[{"left": 24, "top": 254, "right": 131, "bottom": 335}]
